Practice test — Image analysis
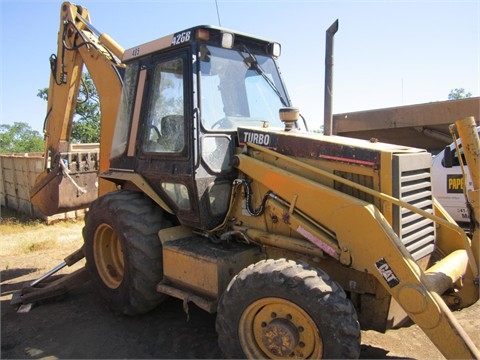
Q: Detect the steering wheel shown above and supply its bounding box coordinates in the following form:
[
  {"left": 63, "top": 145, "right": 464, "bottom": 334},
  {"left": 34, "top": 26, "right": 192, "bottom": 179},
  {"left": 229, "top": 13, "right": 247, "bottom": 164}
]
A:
[
  {"left": 149, "top": 125, "right": 162, "bottom": 140},
  {"left": 211, "top": 118, "right": 227, "bottom": 129},
  {"left": 211, "top": 117, "right": 236, "bottom": 130}
]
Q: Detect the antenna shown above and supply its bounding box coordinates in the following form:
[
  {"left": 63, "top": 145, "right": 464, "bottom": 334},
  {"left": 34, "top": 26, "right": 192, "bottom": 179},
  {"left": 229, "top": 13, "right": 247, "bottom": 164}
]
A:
[{"left": 215, "top": 0, "right": 222, "bottom": 27}]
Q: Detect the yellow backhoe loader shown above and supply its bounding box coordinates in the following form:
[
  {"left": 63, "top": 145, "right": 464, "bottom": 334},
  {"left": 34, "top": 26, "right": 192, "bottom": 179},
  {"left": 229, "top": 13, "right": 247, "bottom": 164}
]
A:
[{"left": 17, "top": 2, "right": 480, "bottom": 358}]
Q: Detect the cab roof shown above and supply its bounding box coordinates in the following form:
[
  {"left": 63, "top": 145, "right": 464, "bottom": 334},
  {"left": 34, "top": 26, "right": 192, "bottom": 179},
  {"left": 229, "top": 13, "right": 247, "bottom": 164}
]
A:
[{"left": 122, "top": 25, "right": 280, "bottom": 62}]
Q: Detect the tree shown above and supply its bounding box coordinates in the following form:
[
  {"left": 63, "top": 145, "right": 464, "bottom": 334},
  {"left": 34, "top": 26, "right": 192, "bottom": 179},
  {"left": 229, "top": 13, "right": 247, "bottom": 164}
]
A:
[
  {"left": 448, "top": 88, "right": 472, "bottom": 100},
  {"left": 0, "top": 122, "right": 44, "bottom": 153},
  {"left": 37, "top": 71, "right": 100, "bottom": 143}
]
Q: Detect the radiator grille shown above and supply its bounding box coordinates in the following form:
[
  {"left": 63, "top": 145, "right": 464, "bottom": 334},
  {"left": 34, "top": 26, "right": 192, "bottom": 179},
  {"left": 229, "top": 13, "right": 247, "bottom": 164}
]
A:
[
  {"left": 333, "top": 172, "right": 375, "bottom": 205},
  {"left": 334, "top": 152, "right": 435, "bottom": 261},
  {"left": 393, "top": 153, "right": 435, "bottom": 261}
]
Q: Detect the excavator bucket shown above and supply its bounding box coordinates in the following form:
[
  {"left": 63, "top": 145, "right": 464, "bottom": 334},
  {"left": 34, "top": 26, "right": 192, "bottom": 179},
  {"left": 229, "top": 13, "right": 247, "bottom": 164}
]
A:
[
  {"left": 30, "top": 168, "right": 97, "bottom": 216},
  {"left": 30, "top": 146, "right": 99, "bottom": 216}
]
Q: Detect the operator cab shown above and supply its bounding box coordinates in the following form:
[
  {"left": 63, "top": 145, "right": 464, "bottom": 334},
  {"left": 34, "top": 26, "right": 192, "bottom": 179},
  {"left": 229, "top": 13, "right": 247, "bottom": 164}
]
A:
[{"left": 107, "top": 26, "right": 292, "bottom": 230}]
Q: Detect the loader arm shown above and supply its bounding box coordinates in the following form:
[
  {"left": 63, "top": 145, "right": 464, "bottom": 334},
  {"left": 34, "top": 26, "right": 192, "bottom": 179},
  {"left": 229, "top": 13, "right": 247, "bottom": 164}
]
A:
[
  {"left": 233, "top": 142, "right": 480, "bottom": 359},
  {"left": 30, "top": 2, "right": 125, "bottom": 215}
]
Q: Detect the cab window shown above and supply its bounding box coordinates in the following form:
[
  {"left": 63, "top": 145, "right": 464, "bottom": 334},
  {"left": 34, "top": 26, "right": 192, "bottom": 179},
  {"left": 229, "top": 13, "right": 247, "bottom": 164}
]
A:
[
  {"left": 199, "top": 45, "right": 286, "bottom": 131},
  {"left": 143, "top": 57, "right": 185, "bottom": 153}
]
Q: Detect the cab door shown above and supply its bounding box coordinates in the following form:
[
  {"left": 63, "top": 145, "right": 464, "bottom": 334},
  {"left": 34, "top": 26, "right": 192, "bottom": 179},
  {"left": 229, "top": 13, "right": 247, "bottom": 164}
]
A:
[
  {"left": 134, "top": 50, "right": 200, "bottom": 224},
  {"left": 132, "top": 48, "right": 234, "bottom": 230}
]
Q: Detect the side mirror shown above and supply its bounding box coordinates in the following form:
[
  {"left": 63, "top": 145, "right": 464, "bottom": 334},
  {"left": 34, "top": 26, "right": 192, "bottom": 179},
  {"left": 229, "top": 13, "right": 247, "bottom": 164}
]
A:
[{"left": 442, "top": 146, "right": 453, "bottom": 168}]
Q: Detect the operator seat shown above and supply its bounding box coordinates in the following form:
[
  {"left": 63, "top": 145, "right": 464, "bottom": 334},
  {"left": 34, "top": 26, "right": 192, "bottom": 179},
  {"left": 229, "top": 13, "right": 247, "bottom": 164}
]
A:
[{"left": 161, "top": 115, "right": 184, "bottom": 152}]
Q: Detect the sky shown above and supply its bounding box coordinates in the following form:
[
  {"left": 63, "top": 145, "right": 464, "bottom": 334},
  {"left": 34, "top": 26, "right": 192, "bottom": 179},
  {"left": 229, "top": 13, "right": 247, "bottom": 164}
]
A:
[{"left": 1, "top": 0, "right": 479, "bottom": 133}]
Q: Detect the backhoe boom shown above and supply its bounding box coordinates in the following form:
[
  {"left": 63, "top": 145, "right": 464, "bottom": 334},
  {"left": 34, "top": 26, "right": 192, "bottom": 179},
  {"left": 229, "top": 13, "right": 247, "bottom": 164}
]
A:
[{"left": 30, "top": 2, "right": 124, "bottom": 215}]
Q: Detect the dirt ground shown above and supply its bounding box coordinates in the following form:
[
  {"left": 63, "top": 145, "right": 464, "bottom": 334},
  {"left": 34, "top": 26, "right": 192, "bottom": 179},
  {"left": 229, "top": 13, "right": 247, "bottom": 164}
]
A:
[{"left": 1, "top": 220, "right": 479, "bottom": 359}]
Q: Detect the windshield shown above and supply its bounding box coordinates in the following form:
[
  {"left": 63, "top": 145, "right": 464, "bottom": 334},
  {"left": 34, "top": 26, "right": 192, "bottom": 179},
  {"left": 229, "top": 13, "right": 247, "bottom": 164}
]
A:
[{"left": 199, "top": 45, "right": 288, "bottom": 131}]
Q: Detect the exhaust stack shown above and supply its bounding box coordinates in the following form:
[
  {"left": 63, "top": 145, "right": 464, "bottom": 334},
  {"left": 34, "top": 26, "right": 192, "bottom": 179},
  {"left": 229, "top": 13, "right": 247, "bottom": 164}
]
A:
[{"left": 323, "top": 19, "right": 339, "bottom": 135}]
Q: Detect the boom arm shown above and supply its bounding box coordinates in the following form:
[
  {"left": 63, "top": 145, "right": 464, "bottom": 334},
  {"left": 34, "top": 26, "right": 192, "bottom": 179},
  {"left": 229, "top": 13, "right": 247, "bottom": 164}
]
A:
[{"left": 31, "top": 2, "right": 125, "bottom": 215}]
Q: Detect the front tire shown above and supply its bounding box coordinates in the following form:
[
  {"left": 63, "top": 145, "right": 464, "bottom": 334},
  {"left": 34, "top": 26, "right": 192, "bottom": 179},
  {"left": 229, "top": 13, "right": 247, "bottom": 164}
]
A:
[
  {"left": 216, "top": 258, "right": 361, "bottom": 359},
  {"left": 83, "top": 190, "right": 171, "bottom": 315}
]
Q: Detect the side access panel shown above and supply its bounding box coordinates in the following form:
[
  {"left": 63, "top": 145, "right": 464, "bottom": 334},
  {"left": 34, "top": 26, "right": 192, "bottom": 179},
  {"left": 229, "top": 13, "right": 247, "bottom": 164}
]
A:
[
  {"left": 162, "top": 237, "right": 263, "bottom": 299},
  {"left": 157, "top": 226, "right": 264, "bottom": 312}
]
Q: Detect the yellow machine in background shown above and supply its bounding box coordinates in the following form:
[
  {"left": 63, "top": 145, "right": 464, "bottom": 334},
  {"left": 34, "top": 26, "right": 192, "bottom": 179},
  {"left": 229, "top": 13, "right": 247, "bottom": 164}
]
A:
[{"left": 23, "top": 2, "right": 479, "bottom": 359}]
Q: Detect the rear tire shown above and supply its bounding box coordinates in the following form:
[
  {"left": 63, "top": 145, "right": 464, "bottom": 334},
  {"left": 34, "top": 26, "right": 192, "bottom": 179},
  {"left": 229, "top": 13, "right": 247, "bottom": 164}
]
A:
[
  {"left": 216, "top": 258, "right": 361, "bottom": 359},
  {"left": 83, "top": 190, "right": 171, "bottom": 315}
]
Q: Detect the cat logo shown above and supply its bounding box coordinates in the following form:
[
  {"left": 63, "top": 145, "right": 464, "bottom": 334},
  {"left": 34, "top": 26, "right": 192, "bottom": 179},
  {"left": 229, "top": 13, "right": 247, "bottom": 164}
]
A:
[{"left": 375, "top": 258, "right": 400, "bottom": 288}]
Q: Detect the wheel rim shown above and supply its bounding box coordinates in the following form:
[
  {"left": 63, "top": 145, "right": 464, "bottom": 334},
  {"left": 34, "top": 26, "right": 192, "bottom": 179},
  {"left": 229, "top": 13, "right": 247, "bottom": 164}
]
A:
[
  {"left": 239, "top": 297, "right": 323, "bottom": 359},
  {"left": 93, "top": 223, "right": 124, "bottom": 289}
]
